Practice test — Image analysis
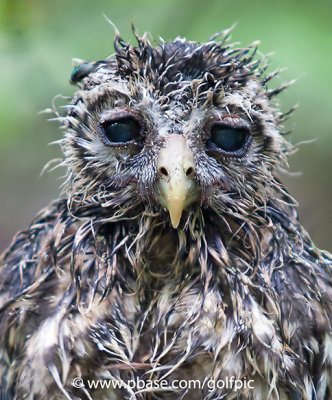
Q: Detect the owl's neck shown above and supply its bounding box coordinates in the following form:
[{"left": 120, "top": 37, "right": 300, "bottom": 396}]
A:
[{"left": 36, "top": 193, "right": 326, "bottom": 314}]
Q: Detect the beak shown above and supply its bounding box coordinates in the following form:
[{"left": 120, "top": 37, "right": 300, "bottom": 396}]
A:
[{"left": 157, "top": 134, "right": 197, "bottom": 228}]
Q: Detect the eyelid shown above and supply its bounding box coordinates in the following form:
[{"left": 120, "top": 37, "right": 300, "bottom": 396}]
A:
[
  {"left": 221, "top": 114, "right": 240, "bottom": 120},
  {"left": 100, "top": 108, "right": 143, "bottom": 126},
  {"left": 204, "top": 113, "right": 250, "bottom": 132},
  {"left": 210, "top": 117, "right": 251, "bottom": 132}
]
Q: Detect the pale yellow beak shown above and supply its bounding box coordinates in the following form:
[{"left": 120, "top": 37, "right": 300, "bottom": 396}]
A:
[{"left": 157, "top": 134, "right": 197, "bottom": 228}]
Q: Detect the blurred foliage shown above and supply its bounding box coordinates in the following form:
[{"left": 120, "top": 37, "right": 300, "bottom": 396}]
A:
[{"left": 0, "top": 0, "right": 331, "bottom": 251}]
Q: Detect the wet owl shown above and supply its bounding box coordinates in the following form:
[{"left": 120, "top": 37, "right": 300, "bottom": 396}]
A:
[{"left": 0, "top": 27, "right": 331, "bottom": 400}]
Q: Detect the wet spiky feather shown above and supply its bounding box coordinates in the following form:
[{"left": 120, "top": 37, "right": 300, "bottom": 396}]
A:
[{"left": 0, "top": 28, "right": 331, "bottom": 400}]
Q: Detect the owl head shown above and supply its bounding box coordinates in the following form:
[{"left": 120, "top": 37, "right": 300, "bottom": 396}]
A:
[{"left": 60, "top": 28, "right": 293, "bottom": 230}]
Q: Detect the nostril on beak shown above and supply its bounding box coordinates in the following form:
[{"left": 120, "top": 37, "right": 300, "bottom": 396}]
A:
[
  {"left": 185, "top": 166, "right": 194, "bottom": 177},
  {"left": 184, "top": 166, "right": 195, "bottom": 178},
  {"left": 158, "top": 166, "right": 169, "bottom": 177}
]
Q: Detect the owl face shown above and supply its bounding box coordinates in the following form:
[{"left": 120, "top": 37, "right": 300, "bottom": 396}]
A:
[{"left": 63, "top": 33, "right": 288, "bottom": 228}]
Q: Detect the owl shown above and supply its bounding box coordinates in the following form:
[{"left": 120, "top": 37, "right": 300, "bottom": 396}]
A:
[{"left": 0, "top": 27, "right": 331, "bottom": 400}]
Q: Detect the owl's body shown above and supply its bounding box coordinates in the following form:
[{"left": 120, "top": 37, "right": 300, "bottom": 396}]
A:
[{"left": 0, "top": 29, "right": 331, "bottom": 400}]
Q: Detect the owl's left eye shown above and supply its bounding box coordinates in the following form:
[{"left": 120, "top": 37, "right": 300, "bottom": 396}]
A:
[
  {"left": 100, "top": 116, "right": 141, "bottom": 146},
  {"left": 207, "top": 120, "right": 252, "bottom": 157},
  {"left": 211, "top": 126, "right": 247, "bottom": 152}
]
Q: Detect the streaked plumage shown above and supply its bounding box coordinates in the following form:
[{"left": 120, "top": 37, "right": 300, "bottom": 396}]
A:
[{"left": 0, "top": 27, "right": 331, "bottom": 399}]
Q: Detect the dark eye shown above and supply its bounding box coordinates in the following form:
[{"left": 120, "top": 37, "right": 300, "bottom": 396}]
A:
[
  {"left": 209, "top": 124, "right": 250, "bottom": 154},
  {"left": 101, "top": 118, "right": 140, "bottom": 144}
]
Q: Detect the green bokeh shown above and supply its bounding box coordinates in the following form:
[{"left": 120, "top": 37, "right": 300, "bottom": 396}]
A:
[{"left": 0, "top": 0, "right": 331, "bottom": 251}]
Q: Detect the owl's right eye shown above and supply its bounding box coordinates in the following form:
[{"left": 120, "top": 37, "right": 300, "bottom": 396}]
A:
[
  {"left": 103, "top": 119, "right": 139, "bottom": 143},
  {"left": 99, "top": 115, "right": 142, "bottom": 146}
]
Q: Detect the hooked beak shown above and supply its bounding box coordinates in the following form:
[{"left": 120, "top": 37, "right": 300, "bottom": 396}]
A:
[{"left": 156, "top": 134, "right": 197, "bottom": 228}]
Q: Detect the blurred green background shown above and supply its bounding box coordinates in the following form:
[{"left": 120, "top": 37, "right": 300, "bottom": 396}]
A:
[{"left": 0, "top": 0, "right": 331, "bottom": 252}]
